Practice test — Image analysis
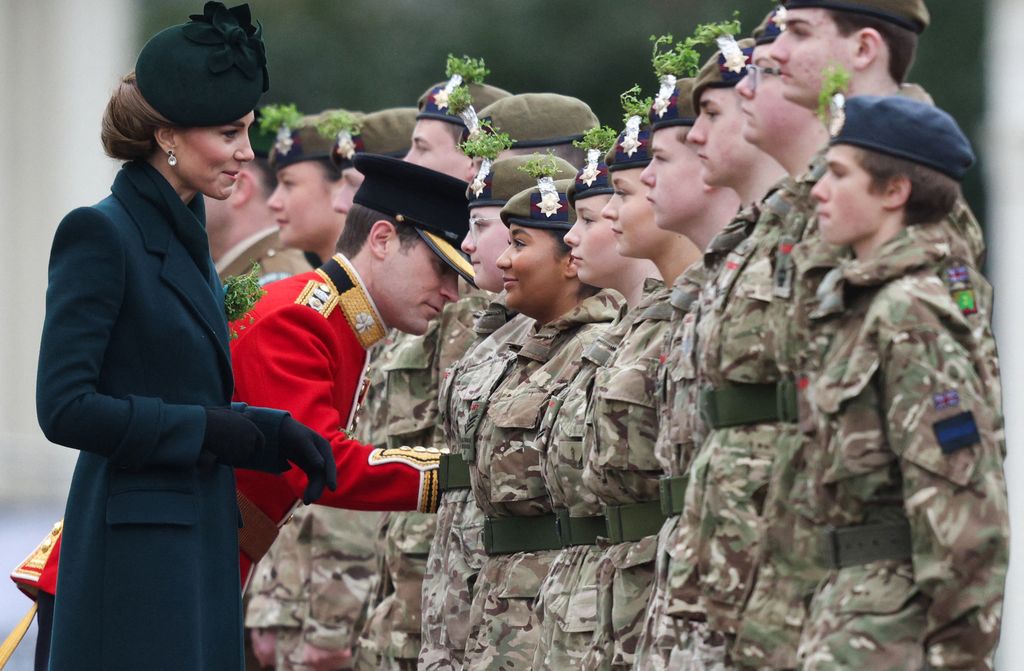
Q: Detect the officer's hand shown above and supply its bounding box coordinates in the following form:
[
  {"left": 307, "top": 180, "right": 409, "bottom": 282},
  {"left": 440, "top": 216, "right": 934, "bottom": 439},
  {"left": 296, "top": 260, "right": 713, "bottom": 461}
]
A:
[
  {"left": 277, "top": 416, "right": 338, "bottom": 504},
  {"left": 201, "top": 407, "right": 265, "bottom": 467},
  {"left": 249, "top": 628, "right": 277, "bottom": 668}
]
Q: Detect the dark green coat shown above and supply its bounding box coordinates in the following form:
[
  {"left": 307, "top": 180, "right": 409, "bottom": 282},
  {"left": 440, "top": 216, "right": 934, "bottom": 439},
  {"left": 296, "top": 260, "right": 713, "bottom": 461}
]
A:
[{"left": 37, "top": 161, "right": 285, "bottom": 671}]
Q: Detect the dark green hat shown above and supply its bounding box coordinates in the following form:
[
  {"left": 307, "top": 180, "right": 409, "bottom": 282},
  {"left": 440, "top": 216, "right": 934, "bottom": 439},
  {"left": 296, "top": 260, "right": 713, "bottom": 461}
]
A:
[
  {"left": 692, "top": 37, "right": 755, "bottom": 110},
  {"left": 136, "top": 2, "right": 269, "bottom": 126},
  {"left": 501, "top": 177, "right": 576, "bottom": 231},
  {"left": 480, "top": 94, "right": 599, "bottom": 149},
  {"left": 782, "top": 0, "right": 929, "bottom": 33},
  {"left": 352, "top": 154, "right": 474, "bottom": 283},
  {"left": 469, "top": 154, "right": 576, "bottom": 209},
  {"left": 268, "top": 112, "right": 337, "bottom": 170},
  {"left": 330, "top": 107, "right": 417, "bottom": 170},
  {"left": 831, "top": 96, "right": 973, "bottom": 181}
]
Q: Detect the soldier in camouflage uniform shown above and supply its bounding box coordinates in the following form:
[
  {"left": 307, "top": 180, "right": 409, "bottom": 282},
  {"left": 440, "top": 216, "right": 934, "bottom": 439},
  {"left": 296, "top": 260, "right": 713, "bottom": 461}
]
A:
[
  {"left": 713, "top": 3, "right": 990, "bottom": 668},
  {"left": 575, "top": 103, "right": 701, "bottom": 670},
  {"left": 531, "top": 126, "right": 660, "bottom": 668},
  {"left": 459, "top": 168, "right": 622, "bottom": 670},
  {"left": 631, "top": 33, "right": 744, "bottom": 668},
  {"left": 420, "top": 97, "right": 600, "bottom": 670},
  {"left": 796, "top": 95, "right": 1007, "bottom": 669}
]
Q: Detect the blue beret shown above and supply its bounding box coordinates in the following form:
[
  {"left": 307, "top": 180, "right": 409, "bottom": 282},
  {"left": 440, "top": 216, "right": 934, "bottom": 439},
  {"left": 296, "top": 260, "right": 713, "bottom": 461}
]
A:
[{"left": 831, "top": 96, "right": 974, "bottom": 182}]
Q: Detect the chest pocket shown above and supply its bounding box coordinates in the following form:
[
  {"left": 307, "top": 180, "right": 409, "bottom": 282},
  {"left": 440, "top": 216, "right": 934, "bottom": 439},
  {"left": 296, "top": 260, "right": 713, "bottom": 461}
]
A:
[
  {"left": 485, "top": 388, "right": 551, "bottom": 504},
  {"left": 591, "top": 363, "right": 660, "bottom": 472},
  {"left": 452, "top": 355, "right": 515, "bottom": 460},
  {"left": 383, "top": 338, "right": 437, "bottom": 443}
]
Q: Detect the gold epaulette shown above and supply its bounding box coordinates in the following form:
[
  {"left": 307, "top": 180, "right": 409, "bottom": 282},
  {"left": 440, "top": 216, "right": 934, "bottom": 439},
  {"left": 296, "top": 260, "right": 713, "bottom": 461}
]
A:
[
  {"left": 294, "top": 255, "right": 387, "bottom": 349},
  {"left": 10, "top": 520, "right": 62, "bottom": 590}
]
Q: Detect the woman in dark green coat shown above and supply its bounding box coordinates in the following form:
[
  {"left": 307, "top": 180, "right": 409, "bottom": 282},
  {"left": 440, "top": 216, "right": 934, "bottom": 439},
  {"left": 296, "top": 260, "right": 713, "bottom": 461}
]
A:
[{"left": 36, "top": 4, "right": 336, "bottom": 669}]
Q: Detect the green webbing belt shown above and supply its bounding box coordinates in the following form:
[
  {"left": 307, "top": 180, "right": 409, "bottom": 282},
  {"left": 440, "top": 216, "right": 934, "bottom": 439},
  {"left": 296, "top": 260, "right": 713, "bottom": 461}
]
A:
[
  {"left": 437, "top": 452, "right": 471, "bottom": 491},
  {"left": 604, "top": 500, "right": 666, "bottom": 544},
  {"left": 658, "top": 475, "right": 688, "bottom": 516},
  {"left": 554, "top": 508, "right": 605, "bottom": 547},
  {"left": 822, "top": 519, "right": 913, "bottom": 569},
  {"left": 483, "top": 514, "right": 561, "bottom": 555},
  {"left": 699, "top": 379, "right": 799, "bottom": 429}
]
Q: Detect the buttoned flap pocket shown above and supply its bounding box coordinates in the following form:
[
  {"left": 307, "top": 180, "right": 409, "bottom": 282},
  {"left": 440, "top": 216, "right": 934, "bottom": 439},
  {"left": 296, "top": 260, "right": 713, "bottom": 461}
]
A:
[
  {"left": 391, "top": 511, "right": 436, "bottom": 556},
  {"left": 486, "top": 389, "right": 552, "bottom": 503},
  {"left": 543, "top": 549, "right": 600, "bottom": 634},
  {"left": 607, "top": 536, "right": 659, "bottom": 644},
  {"left": 498, "top": 552, "right": 552, "bottom": 599},
  {"left": 731, "top": 254, "right": 774, "bottom": 304},
  {"left": 106, "top": 469, "right": 197, "bottom": 526},
  {"left": 833, "top": 562, "right": 919, "bottom": 615},
  {"left": 592, "top": 364, "right": 660, "bottom": 471},
  {"left": 383, "top": 338, "right": 438, "bottom": 438}
]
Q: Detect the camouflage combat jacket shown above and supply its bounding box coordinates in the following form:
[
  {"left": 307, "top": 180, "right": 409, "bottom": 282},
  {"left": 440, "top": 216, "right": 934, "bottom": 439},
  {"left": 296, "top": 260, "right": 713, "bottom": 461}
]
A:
[
  {"left": 796, "top": 225, "right": 1006, "bottom": 671},
  {"left": 420, "top": 295, "right": 534, "bottom": 668}
]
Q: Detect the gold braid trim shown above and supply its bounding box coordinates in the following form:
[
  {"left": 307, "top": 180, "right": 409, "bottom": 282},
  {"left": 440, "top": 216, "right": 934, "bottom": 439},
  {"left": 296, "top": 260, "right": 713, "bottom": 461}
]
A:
[
  {"left": 419, "top": 470, "right": 440, "bottom": 513},
  {"left": 10, "top": 520, "right": 62, "bottom": 588},
  {"left": 367, "top": 446, "right": 442, "bottom": 471}
]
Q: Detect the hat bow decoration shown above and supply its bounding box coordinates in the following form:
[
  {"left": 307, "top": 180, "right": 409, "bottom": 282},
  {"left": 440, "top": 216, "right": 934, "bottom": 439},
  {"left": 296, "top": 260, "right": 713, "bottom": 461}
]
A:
[{"left": 183, "top": 1, "right": 269, "bottom": 91}]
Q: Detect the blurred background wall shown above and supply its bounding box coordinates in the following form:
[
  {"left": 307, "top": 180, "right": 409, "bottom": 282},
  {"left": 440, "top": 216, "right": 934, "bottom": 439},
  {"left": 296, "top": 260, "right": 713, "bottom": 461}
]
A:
[{"left": 0, "top": 0, "right": 1016, "bottom": 667}]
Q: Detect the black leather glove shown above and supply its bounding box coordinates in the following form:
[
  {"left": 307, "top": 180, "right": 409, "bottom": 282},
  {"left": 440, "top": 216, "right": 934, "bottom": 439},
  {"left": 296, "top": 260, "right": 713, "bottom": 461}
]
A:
[
  {"left": 201, "top": 407, "right": 266, "bottom": 467},
  {"left": 277, "top": 416, "right": 338, "bottom": 504}
]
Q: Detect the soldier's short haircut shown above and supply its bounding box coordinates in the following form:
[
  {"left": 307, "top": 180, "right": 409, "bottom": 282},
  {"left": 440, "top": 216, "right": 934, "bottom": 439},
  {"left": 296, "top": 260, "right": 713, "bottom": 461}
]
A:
[
  {"left": 828, "top": 10, "right": 918, "bottom": 84},
  {"left": 503, "top": 143, "right": 586, "bottom": 170},
  {"left": 854, "top": 148, "right": 961, "bottom": 226},
  {"left": 336, "top": 203, "right": 421, "bottom": 256}
]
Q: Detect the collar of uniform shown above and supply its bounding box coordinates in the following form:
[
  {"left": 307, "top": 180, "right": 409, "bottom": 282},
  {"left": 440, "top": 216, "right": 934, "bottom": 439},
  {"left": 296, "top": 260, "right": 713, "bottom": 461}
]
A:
[
  {"left": 524, "top": 288, "right": 625, "bottom": 359},
  {"left": 215, "top": 226, "right": 279, "bottom": 275},
  {"left": 317, "top": 254, "right": 388, "bottom": 349},
  {"left": 800, "top": 150, "right": 828, "bottom": 186},
  {"left": 704, "top": 206, "right": 760, "bottom": 262},
  {"left": 842, "top": 224, "right": 950, "bottom": 288}
]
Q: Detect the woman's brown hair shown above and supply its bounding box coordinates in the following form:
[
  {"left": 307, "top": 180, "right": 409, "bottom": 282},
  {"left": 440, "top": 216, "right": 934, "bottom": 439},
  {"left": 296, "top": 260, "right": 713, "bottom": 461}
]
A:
[{"left": 101, "top": 71, "right": 173, "bottom": 162}]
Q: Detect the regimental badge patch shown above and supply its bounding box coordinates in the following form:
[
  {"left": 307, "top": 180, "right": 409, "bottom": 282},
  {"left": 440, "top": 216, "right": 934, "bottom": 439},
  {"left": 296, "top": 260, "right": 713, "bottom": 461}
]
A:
[
  {"left": 943, "top": 264, "right": 978, "bottom": 316},
  {"left": 933, "top": 411, "right": 980, "bottom": 455}
]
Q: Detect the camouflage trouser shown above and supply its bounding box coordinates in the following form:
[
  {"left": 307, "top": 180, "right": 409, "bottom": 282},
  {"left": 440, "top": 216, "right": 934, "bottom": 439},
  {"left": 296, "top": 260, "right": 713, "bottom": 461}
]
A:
[
  {"left": 797, "top": 561, "right": 926, "bottom": 671},
  {"left": 419, "top": 489, "right": 487, "bottom": 670},
  {"left": 531, "top": 544, "right": 601, "bottom": 669},
  {"left": 582, "top": 534, "right": 658, "bottom": 670},
  {"left": 462, "top": 549, "right": 558, "bottom": 671}
]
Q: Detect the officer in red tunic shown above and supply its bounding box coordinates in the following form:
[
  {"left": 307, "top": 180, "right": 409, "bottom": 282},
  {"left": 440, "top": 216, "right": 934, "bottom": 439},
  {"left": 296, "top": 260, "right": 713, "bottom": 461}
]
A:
[{"left": 231, "top": 153, "right": 474, "bottom": 584}]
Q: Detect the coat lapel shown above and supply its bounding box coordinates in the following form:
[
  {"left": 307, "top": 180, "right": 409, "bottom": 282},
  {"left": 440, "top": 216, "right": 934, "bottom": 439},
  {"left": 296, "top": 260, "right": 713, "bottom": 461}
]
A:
[{"left": 110, "top": 166, "right": 234, "bottom": 391}]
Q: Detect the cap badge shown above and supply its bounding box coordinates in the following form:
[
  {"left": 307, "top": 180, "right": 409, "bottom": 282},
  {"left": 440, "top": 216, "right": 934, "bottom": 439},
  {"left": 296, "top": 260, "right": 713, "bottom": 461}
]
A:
[
  {"left": 652, "top": 74, "right": 678, "bottom": 119},
  {"left": 275, "top": 124, "right": 294, "bottom": 156},
  {"left": 717, "top": 35, "right": 747, "bottom": 74},
  {"left": 774, "top": 6, "right": 789, "bottom": 31},
  {"left": 335, "top": 130, "right": 356, "bottom": 160},
  {"left": 580, "top": 149, "right": 602, "bottom": 187},
  {"left": 829, "top": 92, "right": 847, "bottom": 137},
  {"left": 471, "top": 158, "right": 492, "bottom": 197},
  {"left": 537, "top": 176, "right": 563, "bottom": 218},
  {"left": 433, "top": 73, "right": 464, "bottom": 111},
  {"left": 620, "top": 115, "right": 643, "bottom": 157}
]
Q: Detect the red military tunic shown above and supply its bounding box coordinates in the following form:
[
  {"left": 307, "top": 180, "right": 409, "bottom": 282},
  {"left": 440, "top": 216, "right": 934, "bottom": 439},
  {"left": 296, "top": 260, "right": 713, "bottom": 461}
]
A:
[{"left": 231, "top": 254, "right": 441, "bottom": 584}]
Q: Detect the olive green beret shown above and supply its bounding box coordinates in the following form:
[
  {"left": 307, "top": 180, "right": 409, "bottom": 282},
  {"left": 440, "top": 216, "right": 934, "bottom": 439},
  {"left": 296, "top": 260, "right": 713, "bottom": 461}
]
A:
[
  {"left": 782, "top": 0, "right": 929, "bottom": 33},
  {"left": 269, "top": 113, "right": 336, "bottom": 170},
  {"left": 480, "top": 94, "right": 600, "bottom": 149},
  {"left": 692, "top": 38, "right": 756, "bottom": 110},
  {"left": 649, "top": 78, "right": 697, "bottom": 130},
  {"left": 418, "top": 82, "right": 512, "bottom": 127},
  {"left": 136, "top": 2, "right": 269, "bottom": 126},
  {"left": 468, "top": 154, "right": 576, "bottom": 208},
  {"left": 501, "top": 177, "right": 576, "bottom": 231},
  {"left": 604, "top": 121, "right": 653, "bottom": 173},
  {"left": 332, "top": 107, "right": 417, "bottom": 170}
]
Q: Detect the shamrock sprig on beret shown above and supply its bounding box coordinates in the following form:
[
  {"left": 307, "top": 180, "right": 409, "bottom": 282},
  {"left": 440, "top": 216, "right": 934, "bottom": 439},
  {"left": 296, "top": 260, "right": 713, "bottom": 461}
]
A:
[
  {"left": 818, "top": 64, "right": 852, "bottom": 134},
  {"left": 445, "top": 54, "right": 490, "bottom": 85},
  {"left": 573, "top": 125, "right": 618, "bottom": 187},
  {"left": 260, "top": 103, "right": 305, "bottom": 155},
  {"left": 316, "top": 109, "right": 362, "bottom": 161},
  {"left": 462, "top": 123, "right": 515, "bottom": 198},
  {"left": 183, "top": 1, "right": 268, "bottom": 91}
]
